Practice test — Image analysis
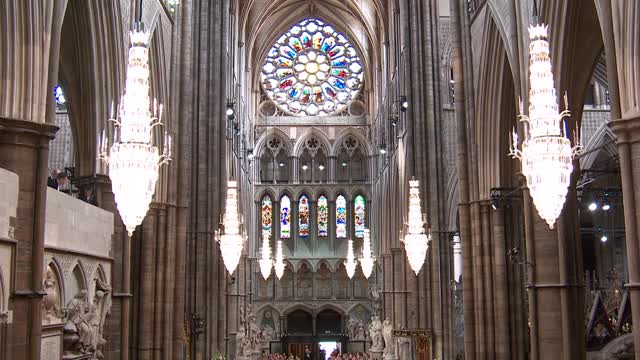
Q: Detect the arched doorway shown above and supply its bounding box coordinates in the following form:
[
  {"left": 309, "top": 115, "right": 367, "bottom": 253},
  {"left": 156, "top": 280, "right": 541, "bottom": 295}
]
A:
[{"left": 282, "top": 309, "right": 347, "bottom": 359}]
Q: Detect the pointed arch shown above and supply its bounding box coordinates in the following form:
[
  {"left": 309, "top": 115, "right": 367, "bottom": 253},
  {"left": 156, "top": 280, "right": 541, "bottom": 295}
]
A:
[
  {"left": 279, "top": 193, "right": 292, "bottom": 239},
  {"left": 331, "top": 127, "right": 372, "bottom": 156},
  {"left": 298, "top": 193, "right": 311, "bottom": 237},
  {"left": 293, "top": 128, "right": 332, "bottom": 157},
  {"left": 335, "top": 194, "right": 348, "bottom": 239},
  {"left": 254, "top": 128, "right": 293, "bottom": 158}
]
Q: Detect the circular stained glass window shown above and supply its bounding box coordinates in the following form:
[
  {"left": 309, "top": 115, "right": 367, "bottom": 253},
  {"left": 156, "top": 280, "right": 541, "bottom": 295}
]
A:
[{"left": 260, "top": 18, "right": 364, "bottom": 116}]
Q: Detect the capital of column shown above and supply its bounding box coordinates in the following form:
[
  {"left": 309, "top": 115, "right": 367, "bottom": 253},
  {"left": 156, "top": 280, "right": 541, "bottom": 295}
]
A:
[
  {"left": 609, "top": 112, "right": 640, "bottom": 144},
  {"left": 0, "top": 117, "right": 58, "bottom": 148}
]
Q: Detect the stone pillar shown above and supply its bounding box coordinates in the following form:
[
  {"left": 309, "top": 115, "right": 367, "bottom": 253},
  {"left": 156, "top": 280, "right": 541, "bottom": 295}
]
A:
[
  {"left": 0, "top": 117, "right": 58, "bottom": 360},
  {"left": 609, "top": 115, "right": 640, "bottom": 359}
]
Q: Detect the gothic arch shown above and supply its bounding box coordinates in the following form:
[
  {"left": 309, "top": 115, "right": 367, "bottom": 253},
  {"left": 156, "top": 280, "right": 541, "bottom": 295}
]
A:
[
  {"left": 296, "top": 259, "right": 314, "bottom": 273},
  {"left": 282, "top": 303, "right": 314, "bottom": 317},
  {"left": 293, "top": 188, "right": 314, "bottom": 202},
  {"left": 255, "top": 188, "right": 278, "bottom": 203},
  {"left": 244, "top": 4, "right": 381, "bottom": 91},
  {"left": 314, "top": 303, "right": 346, "bottom": 316},
  {"left": 316, "top": 259, "right": 335, "bottom": 273},
  {"left": 255, "top": 128, "right": 293, "bottom": 158},
  {"left": 580, "top": 124, "right": 618, "bottom": 170},
  {"left": 331, "top": 128, "right": 372, "bottom": 157},
  {"left": 475, "top": 13, "right": 518, "bottom": 198},
  {"left": 293, "top": 128, "right": 331, "bottom": 158}
]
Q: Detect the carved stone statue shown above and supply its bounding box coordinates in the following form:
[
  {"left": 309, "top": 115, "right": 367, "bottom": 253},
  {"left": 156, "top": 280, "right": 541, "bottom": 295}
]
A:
[
  {"left": 348, "top": 318, "right": 358, "bottom": 339},
  {"left": 42, "top": 267, "right": 63, "bottom": 324},
  {"left": 65, "top": 290, "right": 94, "bottom": 353},
  {"left": 370, "top": 284, "right": 382, "bottom": 316},
  {"left": 63, "top": 279, "right": 112, "bottom": 359},
  {"left": 368, "top": 316, "right": 383, "bottom": 351},
  {"left": 382, "top": 319, "right": 394, "bottom": 357}
]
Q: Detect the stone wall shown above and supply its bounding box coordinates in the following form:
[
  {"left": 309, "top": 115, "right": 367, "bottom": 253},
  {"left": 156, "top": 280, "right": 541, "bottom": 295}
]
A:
[
  {"left": 0, "top": 168, "right": 18, "bottom": 239},
  {"left": 44, "top": 188, "right": 113, "bottom": 258}
]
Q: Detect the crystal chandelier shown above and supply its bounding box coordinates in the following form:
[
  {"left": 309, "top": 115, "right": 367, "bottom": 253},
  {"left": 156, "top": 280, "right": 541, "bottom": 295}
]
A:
[
  {"left": 100, "top": 23, "right": 171, "bottom": 236},
  {"left": 219, "top": 180, "right": 244, "bottom": 274},
  {"left": 274, "top": 240, "right": 286, "bottom": 280},
  {"left": 258, "top": 232, "right": 273, "bottom": 280},
  {"left": 359, "top": 229, "right": 375, "bottom": 279},
  {"left": 345, "top": 239, "right": 357, "bottom": 279},
  {"left": 403, "top": 178, "right": 431, "bottom": 275},
  {"left": 509, "top": 24, "right": 580, "bottom": 229}
]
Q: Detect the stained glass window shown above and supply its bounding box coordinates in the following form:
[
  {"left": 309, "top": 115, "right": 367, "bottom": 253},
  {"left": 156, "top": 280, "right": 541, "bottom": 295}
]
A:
[
  {"left": 261, "top": 195, "right": 273, "bottom": 239},
  {"left": 280, "top": 195, "right": 291, "bottom": 238},
  {"left": 299, "top": 195, "right": 310, "bottom": 237},
  {"left": 317, "top": 195, "right": 328, "bottom": 237},
  {"left": 260, "top": 18, "right": 364, "bottom": 116},
  {"left": 354, "top": 195, "right": 366, "bottom": 238},
  {"left": 336, "top": 195, "right": 347, "bottom": 239}
]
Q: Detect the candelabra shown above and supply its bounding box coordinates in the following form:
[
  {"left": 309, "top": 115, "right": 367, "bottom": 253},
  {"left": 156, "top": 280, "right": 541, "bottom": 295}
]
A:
[
  {"left": 218, "top": 180, "right": 244, "bottom": 275},
  {"left": 345, "top": 239, "right": 357, "bottom": 279},
  {"left": 403, "top": 178, "right": 431, "bottom": 275},
  {"left": 509, "top": 23, "right": 580, "bottom": 229},
  {"left": 99, "top": 23, "right": 171, "bottom": 236},
  {"left": 274, "top": 240, "right": 286, "bottom": 280},
  {"left": 359, "top": 229, "right": 375, "bottom": 279},
  {"left": 258, "top": 232, "right": 273, "bottom": 280}
]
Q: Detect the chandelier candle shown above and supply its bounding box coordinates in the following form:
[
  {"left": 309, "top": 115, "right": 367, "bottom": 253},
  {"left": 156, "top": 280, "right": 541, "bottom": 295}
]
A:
[{"left": 509, "top": 24, "right": 580, "bottom": 229}]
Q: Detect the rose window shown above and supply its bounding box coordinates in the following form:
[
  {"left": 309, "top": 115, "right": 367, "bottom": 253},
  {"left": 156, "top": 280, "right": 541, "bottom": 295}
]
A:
[{"left": 261, "top": 18, "right": 364, "bottom": 116}]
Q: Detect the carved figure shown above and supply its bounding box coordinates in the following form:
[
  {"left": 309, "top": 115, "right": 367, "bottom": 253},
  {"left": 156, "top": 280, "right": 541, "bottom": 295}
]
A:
[
  {"left": 398, "top": 336, "right": 411, "bottom": 360},
  {"left": 368, "top": 316, "right": 383, "bottom": 351},
  {"left": 382, "top": 319, "right": 394, "bottom": 356},
  {"left": 66, "top": 290, "right": 94, "bottom": 353},
  {"left": 42, "top": 268, "right": 63, "bottom": 324}
]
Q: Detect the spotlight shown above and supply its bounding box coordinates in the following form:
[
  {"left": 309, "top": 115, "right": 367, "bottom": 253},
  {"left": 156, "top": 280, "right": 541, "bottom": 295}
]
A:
[
  {"left": 226, "top": 102, "right": 235, "bottom": 119},
  {"left": 379, "top": 146, "right": 387, "bottom": 155},
  {"left": 391, "top": 117, "right": 398, "bottom": 127},
  {"left": 602, "top": 200, "right": 611, "bottom": 211},
  {"left": 302, "top": 165, "right": 308, "bottom": 171},
  {"left": 491, "top": 198, "right": 500, "bottom": 210},
  {"left": 318, "top": 164, "right": 325, "bottom": 171},
  {"left": 600, "top": 234, "right": 608, "bottom": 243},
  {"left": 279, "top": 162, "right": 284, "bottom": 167},
  {"left": 247, "top": 150, "right": 254, "bottom": 160},
  {"left": 400, "top": 96, "right": 409, "bottom": 112},
  {"left": 588, "top": 202, "right": 598, "bottom": 211},
  {"left": 341, "top": 162, "right": 348, "bottom": 167}
]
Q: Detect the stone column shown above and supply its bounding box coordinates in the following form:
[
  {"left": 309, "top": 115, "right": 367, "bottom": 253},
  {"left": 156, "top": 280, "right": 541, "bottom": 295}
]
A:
[
  {"left": 609, "top": 115, "right": 640, "bottom": 359},
  {"left": 0, "top": 117, "right": 58, "bottom": 360}
]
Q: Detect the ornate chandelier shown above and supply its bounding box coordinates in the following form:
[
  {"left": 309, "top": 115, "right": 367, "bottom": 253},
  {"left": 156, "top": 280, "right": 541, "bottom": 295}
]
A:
[
  {"left": 345, "top": 239, "right": 357, "bottom": 279},
  {"left": 258, "top": 232, "right": 273, "bottom": 280},
  {"left": 100, "top": 23, "right": 171, "bottom": 236},
  {"left": 403, "top": 178, "right": 431, "bottom": 275},
  {"left": 509, "top": 24, "right": 580, "bottom": 229},
  {"left": 359, "top": 229, "right": 375, "bottom": 279},
  {"left": 219, "top": 180, "right": 244, "bottom": 274},
  {"left": 274, "top": 240, "right": 286, "bottom": 280}
]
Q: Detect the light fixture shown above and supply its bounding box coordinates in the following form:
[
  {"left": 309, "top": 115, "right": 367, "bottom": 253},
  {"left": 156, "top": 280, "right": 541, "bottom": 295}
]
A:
[
  {"left": 509, "top": 23, "right": 580, "bottom": 229},
  {"left": 588, "top": 202, "right": 598, "bottom": 212},
  {"left": 302, "top": 164, "right": 309, "bottom": 171},
  {"left": 279, "top": 162, "right": 284, "bottom": 167},
  {"left": 274, "top": 240, "right": 286, "bottom": 280},
  {"left": 359, "top": 229, "right": 375, "bottom": 279},
  {"left": 100, "top": 22, "right": 172, "bottom": 237},
  {"left": 400, "top": 96, "right": 409, "bottom": 112},
  {"left": 226, "top": 102, "right": 235, "bottom": 118},
  {"left": 379, "top": 146, "right": 387, "bottom": 155},
  {"left": 402, "top": 178, "right": 432, "bottom": 275},
  {"left": 219, "top": 180, "right": 243, "bottom": 274},
  {"left": 345, "top": 239, "right": 357, "bottom": 279},
  {"left": 602, "top": 199, "right": 611, "bottom": 211},
  {"left": 600, "top": 234, "right": 608, "bottom": 243},
  {"left": 318, "top": 164, "right": 325, "bottom": 171},
  {"left": 258, "top": 232, "right": 272, "bottom": 280},
  {"left": 341, "top": 162, "right": 348, "bottom": 167},
  {"left": 247, "top": 149, "right": 254, "bottom": 160}
]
